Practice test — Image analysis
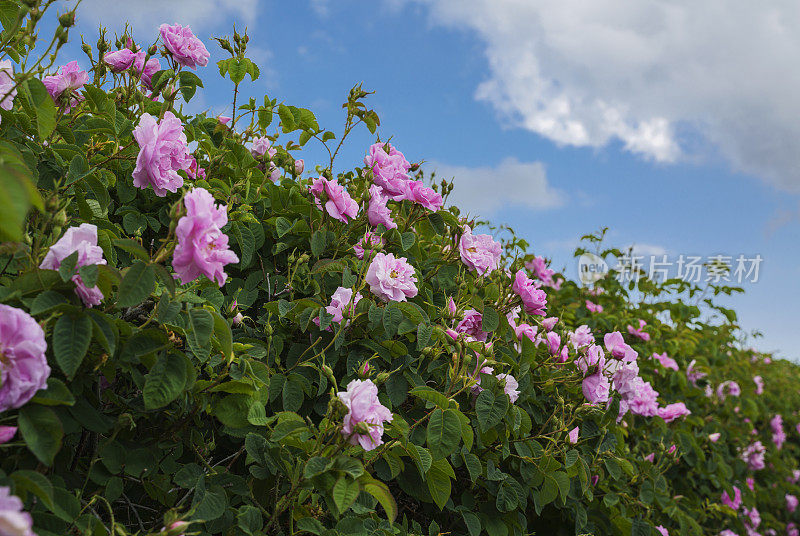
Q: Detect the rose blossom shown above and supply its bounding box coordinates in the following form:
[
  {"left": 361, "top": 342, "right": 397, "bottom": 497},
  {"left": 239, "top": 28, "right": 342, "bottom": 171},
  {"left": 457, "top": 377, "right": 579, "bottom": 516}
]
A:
[
  {"left": 627, "top": 319, "right": 650, "bottom": 341},
  {"left": 133, "top": 52, "right": 161, "bottom": 88},
  {"left": 789, "top": 524, "right": 799, "bottom": 536},
  {"left": 771, "top": 414, "right": 786, "bottom": 450},
  {"left": 456, "top": 309, "right": 488, "bottom": 342},
  {"left": 0, "top": 486, "right": 35, "bottom": 536},
  {"left": 568, "top": 426, "right": 579, "bottom": 444},
  {"left": 644, "top": 453, "right": 655, "bottom": 463},
  {"left": 512, "top": 270, "right": 547, "bottom": 316},
  {"left": 40, "top": 224, "right": 107, "bottom": 307},
  {"left": 132, "top": 111, "right": 192, "bottom": 196},
  {"left": 496, "top": 373, "right": 520, "bottom": 403},
  {"left": 295, "top": 159, "right": 305, "bottom": 175},
  {"left": 709, "top": 432, "right": 721, "bottom": 442},
  {"left": 657, "top": 402, "right": 691, "bottom": 423},
  {"left": 604, "top": 331, "right": 638, "bottom": 362},
  {"left": 367, "top": 184, "right": 397, "bottom": 229},
  {"left": 337, "top": 379, "right": 392, "bottom": 451},
  {"left": 545, "top": 332, "right": 561, "bottom": 355},
  {"left": 365, "top": 253, "right": 418, "bottom": 302},
  {"left": 353, "top": 231, "right": 383, "bottom": 259},
  {"left": 159, "top": 23, "right": 210, "bottom": 69},
  {"left": 585, "top": 300, "right": 603, "bottom": 313},
  {"left": 652, "top": 352, "right": 679, "bottom": 371},
  {"left": 569, "top": 325, "right": 594, "bottom": 348},
  {"left": 459, "top": 226, "right": 501, "bottom": 276},
  {"left": 364, "top": 142, "right": 410, "bottom": 198},
  {"left": 753, "top": 375, "right": 764, "bottom": 395},
  {"left": 172, "top": 188, "right": 239, "bottom": 286},
  {"left": 721, "top": 486, "right": 742, "bottom": 510},
  {"left": 309, "top": 177, "right": 359, "bottom": 223},
  {"left": 400, "top": 180, "right": 443, "bottom": 211},
  {"left": 0, "top": 305, "right": 49, "bottom": 412},
  {"left": 0, "top": 426, "right": 16, "bottom": 444},
  {"left": 314, "top": 287, "right": 362, "bottom": 329},
  {"left": 746, "top": 477, "right": 755, "bottom": 491},
  {"left": 716, "top": 380, "right": 741, "bottom": 400},
  {"left": 104, "top": 48, "right": 137, "bottom": 71},
  {"left": 0, "top": 60, "right": 16, "bottom": 122},
  {"left": 787, "top": 494, "right": 799, "bottom": 513},
  {"left": 623, "top": 378, "right": 660, "bottom": 418},
  {"left": 525, "top": 256, "right": 556, "bottom": 285},
  {"left": 686, "top": 359, "right": 707, "bottom": 386},
  {"left": 42, "top": 60, "right": 88, "bottom": 110},
  {"left": 582, "top": 372, "right": 610, "bottom": 404},
  {"left": 576, "top": 344, "right": 605, "bottom": 375},
  {"left": 656, "top": 527, "right": 669, "bottom": 536},
  {"left": 514, "top": 323, "right": 537, "bottom": 343},
  {"left": 250, "top": 136, "right": 276, "bottom": 159},
  {"left": 740, "top": 441, "right": 766, "bottom": 471}
]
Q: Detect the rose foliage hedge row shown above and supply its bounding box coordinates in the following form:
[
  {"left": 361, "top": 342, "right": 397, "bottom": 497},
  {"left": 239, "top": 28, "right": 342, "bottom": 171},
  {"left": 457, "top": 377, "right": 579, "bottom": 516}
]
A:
[{"left": 1, "top": 3, "right": 799, "bottom": 536}]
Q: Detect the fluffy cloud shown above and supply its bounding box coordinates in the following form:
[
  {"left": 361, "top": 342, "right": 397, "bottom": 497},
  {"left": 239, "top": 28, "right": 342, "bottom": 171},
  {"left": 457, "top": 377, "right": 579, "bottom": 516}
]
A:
[
  {"left": 409, "top": 0, "right": 800, "bottom": 190},
  {"left": 78, "top": 0, "right": 258, "bottom": 32},
  {"left": 428, "top": 157, "right": 564, "bottom": 217}
]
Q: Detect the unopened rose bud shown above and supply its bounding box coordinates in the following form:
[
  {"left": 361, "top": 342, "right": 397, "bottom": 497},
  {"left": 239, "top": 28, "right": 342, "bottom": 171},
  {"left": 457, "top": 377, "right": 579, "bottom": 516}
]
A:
[
  {"left": 232, "top": 313, "right": 244, "bottom": 325},
  {"left": 148, "top": 44, "right": 158, "bottom": 56},
  {"left": 264, "top": 323, "right": 273, "bottom": 336},
  {"left": 446, "top": 297, "right": 457, "bottom": 317},
  {"left": 229, "top": 300, "right": 238, "bottom": 312},
  {"left": 58, "top": 11, "right": 75, "bottom": 27},
  {"left": 667, "top": 444, "right": 677, "bottom": 455},
  {"left": 217, "top": 115, "right": 231, "bottom": 126},
  {"left": 375, "top": 372, "right": 390, "bottom": 384},
  {"left": 358, "top": 362, "right": 370, "bottom": 378},
  {"left": 294, "top": 159, "right": 304, "bottom": 175},
  {"left": 81, "top": 43, "right": 91, "bottom": 55}
]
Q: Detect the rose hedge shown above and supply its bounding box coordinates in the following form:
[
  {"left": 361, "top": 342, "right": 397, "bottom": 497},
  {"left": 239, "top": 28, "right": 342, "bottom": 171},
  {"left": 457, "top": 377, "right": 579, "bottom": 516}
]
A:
[{"left": 0, "top": 3, "right": 799, "bottom": 536}]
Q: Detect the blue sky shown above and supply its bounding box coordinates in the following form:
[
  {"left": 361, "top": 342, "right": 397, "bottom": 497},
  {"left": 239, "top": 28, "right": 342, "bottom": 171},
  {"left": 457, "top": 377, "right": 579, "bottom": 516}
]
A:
[{"left": 55, "top": 0, "right": 800, "bottom": 359}]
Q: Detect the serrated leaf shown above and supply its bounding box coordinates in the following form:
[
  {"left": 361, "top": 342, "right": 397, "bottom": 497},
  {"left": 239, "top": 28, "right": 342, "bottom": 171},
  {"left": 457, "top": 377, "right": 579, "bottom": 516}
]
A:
[
  {"left": 117, "top": 261, "right": 155, "bottom": 308},
  {"left": 53, "top": 313, "right": 92, "bottom": 379},
  {"left": 143, "top": 351, "right": 187, "bottom": 409}
]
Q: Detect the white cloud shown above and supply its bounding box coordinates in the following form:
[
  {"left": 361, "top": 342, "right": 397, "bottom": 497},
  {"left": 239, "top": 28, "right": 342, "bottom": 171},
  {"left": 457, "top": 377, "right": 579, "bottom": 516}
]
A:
[
  {"left": 78, "top": 0, "right": 258, "bottom": 32},
  {"left": 428, "top": 157, "right": 565, "bottom": 218},
  {"left": 408, "top": 0, "right": 800, "bottom": 190},
  {"left": 624, "top": 243, "right": 668, "bottom": 258}
]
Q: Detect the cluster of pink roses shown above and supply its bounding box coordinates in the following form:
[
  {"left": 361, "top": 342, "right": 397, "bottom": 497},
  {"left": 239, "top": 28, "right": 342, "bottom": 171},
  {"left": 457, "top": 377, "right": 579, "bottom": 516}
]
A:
[
  {"left": 525, "top": 255, "right": 563, "bottom": 289},
  {"left": 771, "top": 414, "right": 786, "bottom": 450},
  {"left": 103, "top": 41, "right": 161, "bottom": 88},
  {"left": 363, "top": 142, "right": 442, "bottom": 212}
]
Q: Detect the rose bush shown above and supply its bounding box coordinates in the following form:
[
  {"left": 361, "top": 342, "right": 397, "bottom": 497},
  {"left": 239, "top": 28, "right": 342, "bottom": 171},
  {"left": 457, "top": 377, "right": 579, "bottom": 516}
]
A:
[{"left": 0, "top": 3, "right": 799, "bottom": 536}]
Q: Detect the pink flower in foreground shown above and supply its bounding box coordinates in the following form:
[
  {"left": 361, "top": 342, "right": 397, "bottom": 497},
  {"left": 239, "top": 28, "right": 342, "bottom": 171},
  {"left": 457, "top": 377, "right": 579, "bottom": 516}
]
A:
[
  {"left": 0, "top": 486, "right": 35, "bottom": 536},
  {"left": 568, "top": 426, "right": 579, "bottom": 444},
  {"left": 585, "top": 300, "right": 603, "bottom": 313},
  {"left": 0, "top": 60, "right": 17, "bottom": 121},
  {"left": 0, "top": 305, "right": 49, "bottom": 412},
  {"left": 0, "top": 426, "right": 17, "bottom": 444},
  {"left": 512, "top": 270, "right": 547, "bottom": 316},
  {"left": 401, "top": 180, "right": 443, "bottom": 211},
  {"left": 309, "top": 177, "right": 359, "bottom": 223},
  {"left": 753, "top": 375, "right": 764, "bottom": 395},
  {"left": 314, "top": 287, "right": 362, "bottom": 329},
  {"left": 652, "top": 352, "right": 679, "bottom": 371},
  {"left": 525, "top": 256, "right": 556, "bottom": 286},
  {"left": 658, "top": 402, "right": 691, "bottom": 423},
  {"left": 787, "top": 494, "right": 798, "bottom": 513},
  {"left": 459, "top": 226, "right": 501, "bottom": 276},
  {"left": 514, "top": 323, "right": 537, "bottom": 343},
  {"left": 627, "top": 319, "right": 651, "bottom": 341},
  {"left": 338, "top": 379, "right": 392, "bottom": 451},
  {"left": 250, "top": 136, "right": 276, "bottom": 159},
  {"left": 456, "top": 309, "right": 488, "bottom": 341},
  {"left": 42, "top": 60, "right": 88, "bottom": 110},
  {"left": 40, "top": 224, "right": 107, "bottom": 306},
  {"left": 576, "top": 344, "right": 605, "bottom": 375},
  {"left": 656, "top": 527, "right": 669, "bottom": 536},
  {"left": 496, "top": 373, "right": 520, "bottom": 403},
  {"left": 132, "top": 111, "right": 192, "bottom": 196},
  {"left": 159, "top": 23, "right": 210, "bottom": 69},
  {"left": 623, "top": 378, "right": 660, "bottom": 418},
  {"left": 545, "top": 332, "right": 561, "bottom": 355},
  {"left": 353, "top": 231, "right": 383, "bottom": 260},
  {"left": 104, "top": 48, "right": 137, "bottom": 71},
  {"left": 364, "top": 142, "right": 410, "bottom": 198},
  {"left": 365, "top": 252, "right": 418, "bottom": 302},
  {"left": 582, "top": 372, "right": 610, "bottom": 404},
  {"left": 173, "top": 188, "right": 239, "bottom": 286},
  {"left": 367, "top": 184, "right": 397, "bottom": 229},
  {"left": 604, "top": 331, "right": 638, "bottom": 362}
]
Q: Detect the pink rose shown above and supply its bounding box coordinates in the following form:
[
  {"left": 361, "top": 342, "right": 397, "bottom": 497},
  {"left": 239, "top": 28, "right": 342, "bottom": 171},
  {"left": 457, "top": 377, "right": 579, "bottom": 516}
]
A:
[
  {"left": 353, "top": 231, "right": 383, "bottom": 260},
  {"left": 251, "top": 136, "right": 275, "bottom": 158},
  {"left": 367, "top": 185, "right": 397, "bottom": 230},
  {"left": 576, "top": 344, "right": 605, "bottom": 375},
  {"left": 365, "top": 252, "right": 418, "bottom": 302},
  {"left": 0, "top": 305, "right": 49, "bottom": 412},
  {"left": 496, "top": 373, "right": 520, "bottom": 403},
  {"left": 446, "top": 297, "right": 457, "bottom": 317},
  {"left": 459, "top": 226, "right": 501, "bottom": 276},
  {"left": 512, "top": 270, "right": 547, "bottom": 316},
  {"left": 624, "top": 378, "right": 660, "bottom": 418},
  {"left": 753, "top": 375, "right": 764, "bottom": 395},
  {"left": 0, "top": 486, "right": 35, "bottom": 536},
  {"left": 40, "top": 224, "right": 107, "bottom": 307},
  {"left": 172, "top": 188, "right": 239, "bottom": 286},
  {"left": 295, "top": 159, "right": 304, "bottom": 175},
  {"left": 604, "top": 331, "right": 638, "bottom": 362},
  {"left": 585, "top": 300, "right": 603, "bottom": 313},
  {"left": 569, "top": 325, "right": 594, "bottom": 348},
  {"left": 545, "top": 332, "right": 561, "bottom": 355},
  {"left": 582, "top": 372, "right": 610, "bottom": 404},
  {"left": 132, "top": 111, "right": 192, "bottom": 196},
  {"left": 217, "top": 115, "right": 231, "bottom": 125},
  {"left": 0, "top": 60, "right": 17, "bottom": 121},
  {"left": 42, "top": 60, "right": 88, "bottom": 110},
  {"left": 652, "top": 352, "right": 679, "bottom": 371},
  {"left": 542, "top": 317, "right": 558, "bottom": 331},
  {"left": 568, "top": 426, "right": 579, "bottom": 444},
  {"left": 514, "top": 323, "right": 537, "bottom": 342},
  {"left": 159, "top": 23, "right": 210, "bottom": 69},
  {"left": 740, "top": 441, "right": 766, "bottom": 471},
  {"left": 656, "top": 526, "right": 669, "bottom": 536},
  {"left": 400, "top": 180, "right": 443, "bottom": 211},
  {"left": 644, "top": 453, "right": 655, "bottom": 463},
  {"left": 525, "top": 256, "right": 555, "bottom": 283},
  {"left": 364, "top": 142, "right": 410, "bottom": 198},
  {"left": 627, "top": 319, "right": 650, "bottom": 341},
  {"left": 338, "top": 379, "right": 393, "bottom": 451},
  {"left": 309, "top": 177, "right": 359, "bottom": 223},
  {"left": 133, "top": 52, "right": 161, "bottom": 89},
  {"left": 657, "top": 402, "right": 691, "bottom": 423},
  {"left": 0, "top": 426, "right": 17, "bottom": 444},
  {"left": 708, "top": 432, "right": 721, "bottom": 442},
  {"left": 771, "top": 414, "right": 786, "bottom": 450},
  {"left": 104, "top": 48, "right": 137, "bottom": 71},
  {"left": 788, "top": 494, "right": 799, "bottom": 513},
  {"left": 314, "top": 287, "right": 362, "bottom": 329},
  {"left": 456, "top": 309, "right": 488, "bottom": 342}
]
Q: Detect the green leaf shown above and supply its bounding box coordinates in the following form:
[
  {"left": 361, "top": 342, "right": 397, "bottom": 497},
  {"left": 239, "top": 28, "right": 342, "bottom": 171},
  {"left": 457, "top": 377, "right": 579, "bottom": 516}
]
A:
[
  {"left": 304, "top": 456, "right": 332, "bottom": 478},
  {"left": 275, "top": 216, "right": 293, "bottom": 237},
  {"left": 27, "top": 78, "right": 57, "bottom": 139},
  {"left": 278, "top": 104, "right": 295, "bottom": 132},
  {"left": 332, "top": 476, "right": 360, "bottom": 513},
  {"left": 113, "top": 238, "right": 150, "bottom": 261},
  {"left": 362, "top": 476, "right": 398, "bottom": 522},
  {"left": 0, "top": 143, "right": 42, "bottom": 241},
  {"left": 400, "top": 232, "right": 416, "bottom": 251},
  {"left": 481, "top": 306, "right": 499, "bottom": 332},
  {"left": 11, "top": 470, "right": 55, "bottom": 511},
  {"left": 310, "top": 230, "right": 326, "bottom": 257},
  {"left": 29, "top": 290, "right": 69, "bottom": 315},
  {"left": 18, "top": 405, "right": 62, "bottom": 466},
  {"left": 426, "top": 458, "right": 454, "bottom": 510},
  {"left": 409, "top": 386, "right": 451, "bottom": 409},
  {"left": 31, "top": 378, "right": 75, "bottom": 406},
  {"left": 475, "top": 389, "right": 509, "bottom": 431},
  {"left": 78, "top": 264, "right": 98, "bottom": 288},
  {"left": 187, "top": 308, "right": 214, "bottom": 351},
  {"left": 143, "top": 352, "right": 187, "bottom": 410},
  {"left": 237, "top": 505, "right": 262, "bottom": 535},
  {"left": 58, "top": 251, "right": 79, "bottom": 282},
  {"left": 426, "top": 408, "right": 462, "bottom": 460},
  {"left": 211, "top": 310, "right": 233, "bottom": 360},
  {"left": 539, "top": 475, "right": 559, "bottom": 506},
  {"left": 117, "top": 261, "right": 155, "bottom": 308},
  {"left": 53, "top": 313, "right": 92, "bottom": 379},
  {"left": 66, "top": 154, "right": 91, "bottom": 186}
]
